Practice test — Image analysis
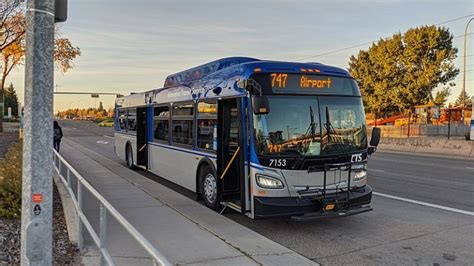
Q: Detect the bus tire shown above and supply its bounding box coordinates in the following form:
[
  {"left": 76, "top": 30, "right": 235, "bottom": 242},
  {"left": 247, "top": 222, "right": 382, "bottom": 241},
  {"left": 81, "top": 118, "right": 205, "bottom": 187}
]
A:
[
  {"left": 200, "top": 164, "right": 221, "bottom": 211},
  {"left": 126, "top": 144, "right": 135, "bottom": 170}
]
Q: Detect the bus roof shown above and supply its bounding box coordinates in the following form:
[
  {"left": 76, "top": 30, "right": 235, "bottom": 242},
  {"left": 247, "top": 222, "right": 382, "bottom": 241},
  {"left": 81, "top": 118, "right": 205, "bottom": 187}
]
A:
[
  {"left": 164, "top": 57, "right": 350, "bottom": 87},
  {"left": 116, "top": 57, "right": 353, "bottom": 108}
]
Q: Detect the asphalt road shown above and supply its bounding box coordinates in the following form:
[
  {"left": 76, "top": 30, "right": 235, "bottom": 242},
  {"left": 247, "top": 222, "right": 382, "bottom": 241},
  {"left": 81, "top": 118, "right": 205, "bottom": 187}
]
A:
[{"left": 59, "top": 120, "right": 474, "bottom": 265}]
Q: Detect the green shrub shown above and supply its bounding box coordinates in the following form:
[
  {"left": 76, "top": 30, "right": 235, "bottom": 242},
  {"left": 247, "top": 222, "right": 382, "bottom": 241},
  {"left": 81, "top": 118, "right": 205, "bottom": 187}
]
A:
[{"left": 0, "top": 142, "right": 22, "bottom": 219}]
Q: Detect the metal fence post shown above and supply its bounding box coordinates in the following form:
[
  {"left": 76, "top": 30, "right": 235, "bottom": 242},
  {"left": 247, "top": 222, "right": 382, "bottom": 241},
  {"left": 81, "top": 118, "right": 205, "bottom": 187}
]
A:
[
  {"left": 407, "top": 117, "right": 411, "bottom": 138},
  {"left": 66, "top": 168, "right": 71, "bottom": 186},
  {"left": 77, "top": 182, "right": 84, "bottom": 250},
  {"left": 447, "top": 110, "right": 451, "bottom": 140},
  {"left": 99, "top": 204, "right": 107, "bottom": 266},
  {"left": 58, "top": 161, "right": 62, "bottom": 178}
]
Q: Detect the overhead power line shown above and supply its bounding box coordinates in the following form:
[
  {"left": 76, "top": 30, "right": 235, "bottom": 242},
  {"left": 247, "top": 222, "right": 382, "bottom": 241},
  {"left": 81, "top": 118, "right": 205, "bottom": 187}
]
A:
[
  {"left": 297, "top": 13, "right": 474, "bottom": 61},
  {"left": 435, "top": 14, "right": 474, "bottom": 25},
  {"left": 454, "top": 32, "right": 474, "bottom": 39}
]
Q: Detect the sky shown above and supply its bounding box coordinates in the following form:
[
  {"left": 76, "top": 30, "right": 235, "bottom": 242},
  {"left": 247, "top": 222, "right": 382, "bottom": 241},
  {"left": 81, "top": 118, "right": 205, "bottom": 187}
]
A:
[{"left": 6, "top": 0, "right": 474, "bottom": 112}]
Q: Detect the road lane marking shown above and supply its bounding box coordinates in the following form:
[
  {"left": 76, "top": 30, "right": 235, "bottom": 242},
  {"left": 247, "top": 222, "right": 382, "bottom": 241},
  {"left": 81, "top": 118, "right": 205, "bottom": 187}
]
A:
[
  {"left": 466, "top": 167, "right": 474, "bottom": 171},
  {"left": 103, "top": 135, "right": 114, "bottom": 139},
  {"left": 96, "top": 140, "right": 109, "bottom": 144},
  {"left": 373, "top": 192, "right": 474, "bottom": 216},
  {"left": 370, "top": 169, "right": 386, "bottom": 173}
]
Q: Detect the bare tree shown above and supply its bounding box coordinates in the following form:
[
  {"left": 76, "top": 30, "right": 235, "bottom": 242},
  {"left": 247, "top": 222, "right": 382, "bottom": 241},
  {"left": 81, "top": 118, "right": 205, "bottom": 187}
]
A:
[
  {"left": 0, "top": 1, "right": 25, "bottom": 53},
  {"left": 0, "top": 1, "right": 80, "bottom": 132}
]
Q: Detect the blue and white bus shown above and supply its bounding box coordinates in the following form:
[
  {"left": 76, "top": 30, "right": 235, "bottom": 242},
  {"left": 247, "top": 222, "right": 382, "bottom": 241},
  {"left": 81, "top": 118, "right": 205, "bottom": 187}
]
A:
[
  {"left": 114, "top": 57, "right": 381, "bottom": 220},
  {"left": 471, "top": 96, "right": 474, "bottom": 140}
]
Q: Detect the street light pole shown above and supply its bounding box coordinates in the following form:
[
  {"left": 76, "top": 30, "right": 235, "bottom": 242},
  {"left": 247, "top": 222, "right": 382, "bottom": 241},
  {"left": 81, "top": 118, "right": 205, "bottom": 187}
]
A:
[
  {"left": 462, "top": 18, "right": 473, "bottom": 108},
  {"left": 20, "top": 0, "right": 55, "bottom": 264}
]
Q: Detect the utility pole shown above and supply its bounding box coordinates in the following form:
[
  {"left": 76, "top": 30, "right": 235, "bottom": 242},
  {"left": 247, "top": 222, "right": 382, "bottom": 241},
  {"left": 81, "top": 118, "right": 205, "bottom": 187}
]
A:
[
  {"left": 21, "top": 0, "right": 67, "bottom": 265},
  {"left": 462, "top": 18, "right": 473, "bottom": 108}
]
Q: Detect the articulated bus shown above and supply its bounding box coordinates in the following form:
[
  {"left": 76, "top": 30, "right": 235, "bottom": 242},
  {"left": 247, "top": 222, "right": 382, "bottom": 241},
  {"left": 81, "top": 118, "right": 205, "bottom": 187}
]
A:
[{"left": 114, "top": 57, "right": 381, "bottom": 221}]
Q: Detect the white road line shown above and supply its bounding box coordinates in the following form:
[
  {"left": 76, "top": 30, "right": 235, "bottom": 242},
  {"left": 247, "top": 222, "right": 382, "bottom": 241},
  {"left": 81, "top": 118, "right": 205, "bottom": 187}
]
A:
[
  {"left": 373, "top": 192, "right": 474, "bottom": 216},
  {"left": 103, "top": 135, "right": 114, "bottom": 139},
  {"left": 466, "top": 167, "right": 474, "bottom": 171},
  {"left": 370, "top": 169, "right": 386, "bottom": 173}
]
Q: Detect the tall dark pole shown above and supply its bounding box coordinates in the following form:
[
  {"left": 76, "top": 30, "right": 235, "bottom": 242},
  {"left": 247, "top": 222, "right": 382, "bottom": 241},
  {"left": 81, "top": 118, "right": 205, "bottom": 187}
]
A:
[
  {"left": 462, "top": 18, "right": 473, "bottom": 108},
  {"left": 407, "top": 111, "right": 411, "bottom": 138},
  {"left": 21, "top": 0, "right": 55, "bottom": 264}
]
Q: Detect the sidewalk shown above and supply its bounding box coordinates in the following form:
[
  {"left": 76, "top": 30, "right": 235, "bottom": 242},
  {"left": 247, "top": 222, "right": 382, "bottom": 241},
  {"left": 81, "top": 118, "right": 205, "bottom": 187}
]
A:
[{"left": 58, "top": 139, "right": 315, "bottom": 265}]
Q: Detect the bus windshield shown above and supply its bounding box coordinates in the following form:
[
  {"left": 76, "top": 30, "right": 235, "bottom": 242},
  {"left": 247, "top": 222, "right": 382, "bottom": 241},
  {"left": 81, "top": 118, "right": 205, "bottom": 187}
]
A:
[{"left": 253, "top": 96, "right": 367, "bottom": 157}]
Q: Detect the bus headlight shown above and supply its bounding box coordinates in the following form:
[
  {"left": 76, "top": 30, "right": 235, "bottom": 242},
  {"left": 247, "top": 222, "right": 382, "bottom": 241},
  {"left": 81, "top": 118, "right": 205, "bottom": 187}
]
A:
[
  {"left": 354, "top": 170, "right": 367, "bottom": 181},
  {"left": 256, "top": 174, "right": 284, "bottom": 189}
]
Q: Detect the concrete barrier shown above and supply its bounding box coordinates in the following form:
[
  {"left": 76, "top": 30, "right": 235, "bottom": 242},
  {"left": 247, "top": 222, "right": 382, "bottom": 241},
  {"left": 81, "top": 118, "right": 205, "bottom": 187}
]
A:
[{"left": 378, "top": 137, "right": 474, "bottom": 158}]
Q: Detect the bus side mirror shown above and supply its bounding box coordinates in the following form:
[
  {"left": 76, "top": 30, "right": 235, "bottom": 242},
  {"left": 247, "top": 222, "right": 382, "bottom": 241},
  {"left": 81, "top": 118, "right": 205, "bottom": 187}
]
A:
[
  {"left": 252, "top": 95, "right": 270, "bottom": 115},
  {"left": 368, "top": 127, "right": 381, "bottom": 155}
]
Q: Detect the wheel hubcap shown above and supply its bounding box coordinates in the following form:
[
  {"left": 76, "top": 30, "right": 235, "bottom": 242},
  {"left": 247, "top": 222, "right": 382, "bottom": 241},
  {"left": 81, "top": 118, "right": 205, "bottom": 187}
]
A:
[{"left": 203, "top": 173, "right": 217, "bottom": 203}]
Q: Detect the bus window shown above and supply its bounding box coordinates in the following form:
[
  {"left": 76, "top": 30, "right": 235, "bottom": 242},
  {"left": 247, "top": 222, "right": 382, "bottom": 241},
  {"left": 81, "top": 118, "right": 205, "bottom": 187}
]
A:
[
  {"left": 119, "top": 109, "right": 127, "bottom": 130},
  {"left": 172, "top": 103, "right": 194, "bottom": 146},
  {"left": 127, "top": 108, "right": 137, "bottom": 132},
  {"left": 197, "top": 101, "right": 217, "bottom": 150},
  {"left": 154, "top": 106, "right": 170, "bottom": 142}
]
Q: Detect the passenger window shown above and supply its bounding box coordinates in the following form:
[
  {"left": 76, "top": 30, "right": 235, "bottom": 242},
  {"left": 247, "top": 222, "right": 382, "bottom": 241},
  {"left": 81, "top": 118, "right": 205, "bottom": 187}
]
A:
[
  {"left": 172, "top": 103, "right": 194, "bottom": 146},
  {"left": 197, "top": 101, "right": 217, "bottom": 150},
  {"left": 127, "top": 108, "right": 137, "bottom": 132},
  {"left": 154, "top": 106, "right": 170, "bottom": 142},
  {"left": 119, "top": 109, "right": 127, "bottom": 130}
]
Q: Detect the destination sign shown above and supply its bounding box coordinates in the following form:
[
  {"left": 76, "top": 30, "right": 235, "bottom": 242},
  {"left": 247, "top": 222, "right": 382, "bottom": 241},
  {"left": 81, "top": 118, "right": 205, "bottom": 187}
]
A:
[
  {"left": 271, "top": 73, "right": 333, "bottom": 89},
  {"left": 266, "top": 73, "right": 358, "bottom": 96}
]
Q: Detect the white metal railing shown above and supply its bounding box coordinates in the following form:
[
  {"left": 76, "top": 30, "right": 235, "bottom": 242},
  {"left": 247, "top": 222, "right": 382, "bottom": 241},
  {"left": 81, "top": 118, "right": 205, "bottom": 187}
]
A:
[{"left": 53, "top": 150, "right": 172, "bottom": 266}]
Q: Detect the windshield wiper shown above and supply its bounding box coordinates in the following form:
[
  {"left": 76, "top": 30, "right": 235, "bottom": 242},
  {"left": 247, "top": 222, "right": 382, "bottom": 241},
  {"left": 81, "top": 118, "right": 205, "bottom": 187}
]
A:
[
  {"left": 324, "top": 107, "right": 351, "bottom": 163},
  {"left": 304, "top": 106, "right": 318, "bottom": 137}
]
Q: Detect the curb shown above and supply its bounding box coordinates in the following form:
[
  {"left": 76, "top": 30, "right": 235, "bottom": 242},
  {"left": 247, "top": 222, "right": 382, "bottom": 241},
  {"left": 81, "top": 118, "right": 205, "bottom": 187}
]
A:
[{"left": 53, "top": 173, "right": 79, "bottom": 245}]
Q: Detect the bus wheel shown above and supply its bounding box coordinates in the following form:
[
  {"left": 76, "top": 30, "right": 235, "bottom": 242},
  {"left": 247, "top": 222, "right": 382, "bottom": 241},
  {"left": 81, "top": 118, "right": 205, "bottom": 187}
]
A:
[
  {"left": 126, "top": 145, "right": 135, "bottom": 169},
  {"left": 200, "top": 165, "right": 221, "bottom": 211}
]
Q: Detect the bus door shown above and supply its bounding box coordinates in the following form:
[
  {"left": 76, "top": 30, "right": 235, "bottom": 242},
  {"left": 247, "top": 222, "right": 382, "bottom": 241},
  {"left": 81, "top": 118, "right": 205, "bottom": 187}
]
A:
[
  {"left": 217, "top": 98, "right": 246, "bottom": 213},
  {"left": 136, "top": 107, "right": 148, "bottom": 168}
]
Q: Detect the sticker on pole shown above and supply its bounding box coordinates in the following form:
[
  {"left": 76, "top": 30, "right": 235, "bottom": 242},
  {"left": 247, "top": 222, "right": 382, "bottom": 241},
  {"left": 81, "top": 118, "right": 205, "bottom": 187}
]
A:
[
  {"left": 33, "top": 205, "right": 41, "bottom": 216},
  {"left": 32, "top": 194, "right": 43, "bottom": 203}
]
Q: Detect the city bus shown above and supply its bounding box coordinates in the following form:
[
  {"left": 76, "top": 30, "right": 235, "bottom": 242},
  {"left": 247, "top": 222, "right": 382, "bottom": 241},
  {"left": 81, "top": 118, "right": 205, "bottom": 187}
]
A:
[
  {"left": 471, "top": 96, "right": 474, "bottom": 140},
  {"left": 114, "top": 57, "right": 381, "bottom": 220}
]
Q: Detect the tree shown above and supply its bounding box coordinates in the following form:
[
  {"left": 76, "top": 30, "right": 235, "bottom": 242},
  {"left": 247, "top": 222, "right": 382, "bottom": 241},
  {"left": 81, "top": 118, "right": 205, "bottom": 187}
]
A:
[
  {"left": 3, "top": 83, "right": 18, "bottom": 116},
  {"left": 0, "top": 1, "right": 24, "bottom": 53},
  {"left": 98, "top": 101, "right": 104, "bottom": 112},
  {"left": 0, "top": 12, "right": 81, "bottom": 90},
  {"left": 0, "top": 3, "right": 80, "bottom": 131},
  {"left": 1, "top": 39, "right": 23, "bottom": 90},
  {"left": 349, "top": 25, "right": 459, "bottom": 117},
  {"left": 349, "top": 34, "right": 403, "bottom": 117},
  {"left": 454, "top": 90, "right": 472, "bottom": 107},
  {"left": 433, "top": 88, "right": 451, "bottom": 107}
]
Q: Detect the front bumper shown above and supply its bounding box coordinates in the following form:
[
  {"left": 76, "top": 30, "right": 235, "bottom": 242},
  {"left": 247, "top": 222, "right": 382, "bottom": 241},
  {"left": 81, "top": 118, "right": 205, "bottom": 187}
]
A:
[{"left": 254, "top": 185, "right": 372, "bottom": 220}]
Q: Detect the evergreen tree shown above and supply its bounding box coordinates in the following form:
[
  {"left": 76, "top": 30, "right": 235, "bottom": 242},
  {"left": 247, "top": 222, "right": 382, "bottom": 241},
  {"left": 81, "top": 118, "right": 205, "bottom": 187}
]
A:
[
  {"left": 98, "top": 101, "right": 104, "bottom": 112},
  {"left": 433, "top": 88, "right": 451, "bottom": 107},
  {"left": 4, "top": 83, "right": 18, "bottom": 117},
  {"left": 454, "top": 90, "right": 472, "bottom": 107}
]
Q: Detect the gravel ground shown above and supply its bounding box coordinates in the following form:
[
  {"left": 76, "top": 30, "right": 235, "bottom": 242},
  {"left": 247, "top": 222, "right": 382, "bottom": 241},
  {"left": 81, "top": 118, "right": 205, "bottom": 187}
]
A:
[
  {"left": 0, "top": 184, "right": 80, "bottom": 264},
  {"left": 0, "top": 132, "right": 19, "bottom": 158}
]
